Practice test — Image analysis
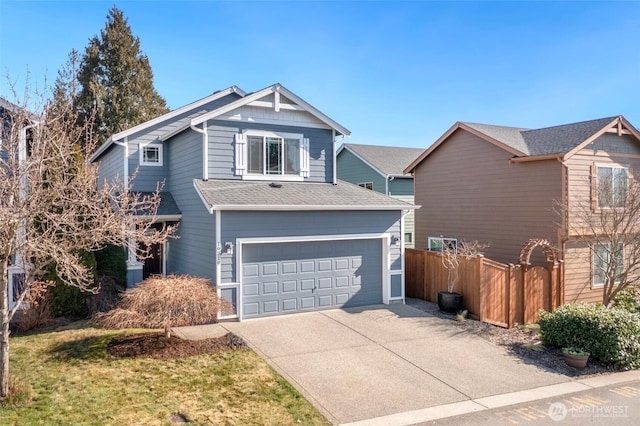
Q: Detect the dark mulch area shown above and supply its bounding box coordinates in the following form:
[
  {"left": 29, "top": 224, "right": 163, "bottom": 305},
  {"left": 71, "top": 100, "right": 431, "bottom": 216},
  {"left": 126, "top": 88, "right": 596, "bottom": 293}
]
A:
[{"left": 107, "top": 332, "right": 246, "bottom": 359}]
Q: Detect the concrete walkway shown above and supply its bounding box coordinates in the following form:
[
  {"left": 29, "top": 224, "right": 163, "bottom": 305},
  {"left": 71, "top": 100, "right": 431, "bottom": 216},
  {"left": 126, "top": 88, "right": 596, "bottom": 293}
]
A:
[{"left": 173, "top": 303, "right": 640, "bottom": 425}]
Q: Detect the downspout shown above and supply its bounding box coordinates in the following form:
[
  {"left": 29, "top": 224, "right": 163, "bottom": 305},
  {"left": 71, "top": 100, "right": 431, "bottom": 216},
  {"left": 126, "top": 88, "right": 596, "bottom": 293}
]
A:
[
  {"left": 112, "top": 138, "right": 129, "bottom": 187},
  {"left": 333, "top": 131, "right": 347, "bottom": 185},
  {"left": 214, "top": 208, "right": 222, "bottom": 287},
  {"left": 191, "top": 121, "right": 208, "bottom": 181}
]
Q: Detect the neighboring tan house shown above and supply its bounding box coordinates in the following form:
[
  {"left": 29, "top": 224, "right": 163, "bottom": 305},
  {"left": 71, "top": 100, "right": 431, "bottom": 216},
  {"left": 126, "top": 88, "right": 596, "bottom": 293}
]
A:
[
  {"left": 336, "top": 143, "right": 423, "bottom": 248},
  {"left": 90, "top": 83, "right": 416, "bottom": 320},
  {"left": 404, "top": 116, "right": 640, "bottom": 304}
]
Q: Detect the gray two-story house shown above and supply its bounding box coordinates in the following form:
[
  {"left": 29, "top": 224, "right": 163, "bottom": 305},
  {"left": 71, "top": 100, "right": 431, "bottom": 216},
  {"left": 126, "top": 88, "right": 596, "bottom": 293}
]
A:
[
  {"left": 90, "top": 84, "right": 416, "bottom": 320},
  {"left": 336, "top": 144, "right": 423, "bottom": 248}
]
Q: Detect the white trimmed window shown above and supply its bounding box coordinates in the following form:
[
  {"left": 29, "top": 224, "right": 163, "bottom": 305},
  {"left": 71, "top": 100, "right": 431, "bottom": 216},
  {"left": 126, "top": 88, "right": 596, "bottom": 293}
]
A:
[
  {"left": 593, "top": 243, "right": 624, "bottom": 286},
  {"left": 597, "top": 165, "right": 628, "bottom": 208},
  {"left": 358, "top": 182, "right": 373, "bottom": 190},
  {"left": 140, "top": 144, "right": 163, "bottom": 166},
  {"left": 428, "top": 237, "right": 457, "bottom": 253},
  {"left": 404, "top": 232, "right": 413, "bottom": 244},
  {"left": 235, "top": 131, "right": 309, "bottom": 180}
]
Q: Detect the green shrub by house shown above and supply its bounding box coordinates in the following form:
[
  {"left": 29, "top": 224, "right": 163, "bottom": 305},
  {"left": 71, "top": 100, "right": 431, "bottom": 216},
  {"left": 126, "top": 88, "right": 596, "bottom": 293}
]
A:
[
  {"left": 614, "top": 287, "right": 640, "bottom": 315},
  {"left": 95, "top": 244, "right": 127, "bottom": 286},
  {"left": 45, "top": 251, "right": 97, "bottom": 318},
  {"left": 538, "top": 303, "right": 640, "bottom": 369}
]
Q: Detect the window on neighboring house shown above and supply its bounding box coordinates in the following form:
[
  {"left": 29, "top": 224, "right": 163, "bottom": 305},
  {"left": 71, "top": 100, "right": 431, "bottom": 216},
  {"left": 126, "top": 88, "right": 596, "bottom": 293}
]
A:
[
  {"left": 404, "top": 232, "right": 413, "bottom": 244},
  {"left": 235, "top": 131, "right": 309, "bottom": 179},
  {"left": 428, "top": 237, "right": 457, "bottom": 253},
  {"left": 597, "top": 166, "right": 628, "bottom": 208},
  {"left": 358, "top": 182, "right": 373, "bottom": 190},
  {"left": 593, "top": 243, "right": 624, "bottom": 286},
  {"left": 140, "top": 144, "right": 163, "bottom": 166}
]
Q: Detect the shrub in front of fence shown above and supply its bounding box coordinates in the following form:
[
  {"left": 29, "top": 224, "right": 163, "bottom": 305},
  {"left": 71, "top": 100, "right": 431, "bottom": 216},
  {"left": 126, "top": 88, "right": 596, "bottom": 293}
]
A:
[{"left": 539, "top": 303, "right": 640, "bottom": 369}]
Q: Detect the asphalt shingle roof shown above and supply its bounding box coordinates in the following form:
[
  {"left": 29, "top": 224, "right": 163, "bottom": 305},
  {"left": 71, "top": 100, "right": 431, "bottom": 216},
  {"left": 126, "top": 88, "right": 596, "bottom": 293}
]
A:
[
  {"left": 193, "top": 179, "right": 416, "bottom": 210},
  {"left": 342, "top": 144, "right": 424, "bottom": 176},
  {"left": 137, "top": 192, "right": 182, "bottom": 216},
  {"left": 463, "top": 117, "right": 619, "bottom": 157}
]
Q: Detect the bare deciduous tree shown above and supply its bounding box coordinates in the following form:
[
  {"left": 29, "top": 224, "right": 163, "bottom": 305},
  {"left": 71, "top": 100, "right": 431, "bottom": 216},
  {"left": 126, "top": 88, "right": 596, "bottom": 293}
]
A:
[
  {"left": 564, "top": 171, "right": 640, "bottom": 306},
  {"left": 0, "top": 91, "right": 172, "bottom": 400}
]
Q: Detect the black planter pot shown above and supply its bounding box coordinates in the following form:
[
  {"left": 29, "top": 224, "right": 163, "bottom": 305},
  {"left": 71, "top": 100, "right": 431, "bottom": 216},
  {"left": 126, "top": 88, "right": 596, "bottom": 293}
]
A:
[{"left": 437, "top": 291, "right": 463, "bottom": 314}]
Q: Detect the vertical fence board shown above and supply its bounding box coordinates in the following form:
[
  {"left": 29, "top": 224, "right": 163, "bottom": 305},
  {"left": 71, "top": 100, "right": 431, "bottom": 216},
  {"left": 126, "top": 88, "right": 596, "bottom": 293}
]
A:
[{"left": 405, "top": 249, "right": 563, "bottom": 328}]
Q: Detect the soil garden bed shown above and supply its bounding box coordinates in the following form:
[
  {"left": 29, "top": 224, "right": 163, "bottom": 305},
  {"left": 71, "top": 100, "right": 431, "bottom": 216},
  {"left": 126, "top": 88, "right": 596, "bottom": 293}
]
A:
[{"left": 106, "top": 331, "right": 246, "bottom": 359}]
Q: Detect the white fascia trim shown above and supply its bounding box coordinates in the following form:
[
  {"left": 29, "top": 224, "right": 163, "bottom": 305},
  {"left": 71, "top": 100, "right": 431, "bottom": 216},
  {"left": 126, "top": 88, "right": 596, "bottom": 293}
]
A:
[
  {"left": 90, "top": 86, "right": 246, "bottom": 160},
  {"left": 221, "top": 116, "right": 332, "bottom": 130},
  {"left": 208, "top": 204, "right": 420, "bottom": 211},
  {"left": 237, "top": 233, "right": 388, "bottom": 245},
  {"left": 191, "top": 83, "right": 351, "bottom": 136},
  {"left": 193, "top": 180, "right": 215, "bottom": 214},
  {"left": 136, "top": 214, "right": 183, "bottom": 222}
]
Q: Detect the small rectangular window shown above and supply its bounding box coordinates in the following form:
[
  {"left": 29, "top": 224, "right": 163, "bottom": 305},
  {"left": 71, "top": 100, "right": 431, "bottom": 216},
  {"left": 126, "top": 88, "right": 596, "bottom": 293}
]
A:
[
  {"left": 404, "top": 233, "right": 413, "bottom": 243},
  {"left": 140, "top": 145, "right": 163, "bottom": 166},
  {"left": 358, "top": 182, "right": 373, "bottom": 190},
  {"left": 428, "top": 237, "right": 457, "bottom": 253}
]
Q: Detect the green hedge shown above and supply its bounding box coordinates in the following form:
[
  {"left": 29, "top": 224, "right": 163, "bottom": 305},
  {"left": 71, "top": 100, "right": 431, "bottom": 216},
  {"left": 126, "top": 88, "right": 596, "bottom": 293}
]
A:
[
  {"left": 45, "top": 250, "right": 97, "bottom": 318},
  {"left": 614, "top": 287, "right": 640, "bottom": 314},
  {"left": 539, "top": 303, "right": 640, "bottom": 369},
  {"left": 95, "top": 244, "right": 127, "bottom": 286}
]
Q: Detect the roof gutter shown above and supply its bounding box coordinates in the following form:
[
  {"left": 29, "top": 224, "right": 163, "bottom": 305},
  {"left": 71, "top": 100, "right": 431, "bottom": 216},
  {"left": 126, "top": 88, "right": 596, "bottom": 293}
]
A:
[{"left": 509, "top": 154, "right": 563, "bottom": 164}]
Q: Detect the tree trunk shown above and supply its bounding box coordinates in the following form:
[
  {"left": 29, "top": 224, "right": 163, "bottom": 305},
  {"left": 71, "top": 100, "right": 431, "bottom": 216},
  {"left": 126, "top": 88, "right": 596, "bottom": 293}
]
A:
[{"left": 1, "top": 269, "right": 10, "bottom": 400}]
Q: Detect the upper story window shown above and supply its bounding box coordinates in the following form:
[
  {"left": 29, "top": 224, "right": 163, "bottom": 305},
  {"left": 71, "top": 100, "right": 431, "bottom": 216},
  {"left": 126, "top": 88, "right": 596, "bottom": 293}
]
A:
[
  {"left": 140, "top": 144, "right": 163, "bottom": 166},
  {"left": 235, "top": 131, "right": 309, "bottom": 180},
  {"left": 358, "top": 182, "right": 373, "bottom": 190},
  {"left": 597, "top": 165, "right": 628, "bottom": 208}
]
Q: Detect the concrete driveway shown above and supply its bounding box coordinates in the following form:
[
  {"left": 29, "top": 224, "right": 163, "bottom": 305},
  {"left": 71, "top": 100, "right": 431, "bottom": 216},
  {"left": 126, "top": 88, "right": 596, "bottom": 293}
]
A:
[{"left": 222, "top": 303, "right": 571, "bottom": 425}]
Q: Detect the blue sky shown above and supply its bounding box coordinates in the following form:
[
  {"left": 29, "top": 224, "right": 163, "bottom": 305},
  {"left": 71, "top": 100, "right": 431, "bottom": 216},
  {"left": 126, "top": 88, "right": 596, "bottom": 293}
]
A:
[{"left": 1, "top": 1, "right": 639, "bottom": 148}]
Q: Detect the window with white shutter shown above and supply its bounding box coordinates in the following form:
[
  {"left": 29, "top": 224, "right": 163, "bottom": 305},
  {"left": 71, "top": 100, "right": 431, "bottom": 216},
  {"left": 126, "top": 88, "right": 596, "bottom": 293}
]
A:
[
  {"left": 234, "top": 133, "right": 246, "bottom": 176},
  {"left": 236, "top": 130, "right": 308, "bottom": 180}
]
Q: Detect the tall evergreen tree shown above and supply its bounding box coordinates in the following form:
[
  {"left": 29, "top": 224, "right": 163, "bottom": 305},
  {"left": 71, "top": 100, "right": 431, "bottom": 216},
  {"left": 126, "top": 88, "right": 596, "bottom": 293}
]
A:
[
  {"left": 49, "top": 49, "right": 81, "bottom": 123},
  {"left": 76, "top": 6, "right": 168, "bottom": 145}
]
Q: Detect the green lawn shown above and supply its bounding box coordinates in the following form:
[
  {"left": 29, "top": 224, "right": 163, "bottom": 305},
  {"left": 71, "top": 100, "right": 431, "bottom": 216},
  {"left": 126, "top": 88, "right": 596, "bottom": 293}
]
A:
[{"left": 3, "top": 322, "right": 329, "bottom": 425}]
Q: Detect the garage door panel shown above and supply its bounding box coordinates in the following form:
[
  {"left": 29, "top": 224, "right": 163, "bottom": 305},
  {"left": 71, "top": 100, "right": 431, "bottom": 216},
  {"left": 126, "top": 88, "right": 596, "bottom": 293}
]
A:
[
  {"left": 282, "top": 280, "right": 297, "bottom": 292},
  {"left": 242, "top": 239, "right": 382, "bottom": 318}
]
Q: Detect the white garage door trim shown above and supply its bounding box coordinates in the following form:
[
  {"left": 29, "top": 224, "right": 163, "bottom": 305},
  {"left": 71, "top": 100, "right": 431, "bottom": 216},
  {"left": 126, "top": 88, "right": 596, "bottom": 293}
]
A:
[{"left": 236, "top": 233, "right": 391, "bottom": 320}]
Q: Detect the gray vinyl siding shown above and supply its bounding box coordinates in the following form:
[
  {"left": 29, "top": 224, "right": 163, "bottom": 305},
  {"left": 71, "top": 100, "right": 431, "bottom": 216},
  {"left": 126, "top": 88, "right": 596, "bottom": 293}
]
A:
[
  {"left": 219, "top": 210, "right": 403, "bottom": 283},
  {"left": 117, "top": 93, "right": 241, "bottom": 189},
  {"left": 95, "top": 145, "right": 123, "bottom": 189},
  {"left": 336, "top": 149, "right": 386, "bottom": 193},
  {"left": 393, "top": 194, "right": 415, "bottom": 249},
  {"left": 165, "top": 130, "right": 216, "bottom": 279},
  {"left": 413, "top": 129, "right": 562, "bottom": 263},
  {"left": 388, "top": 177, "right": 413, "bottom": 196},
  {"left": 206, "top": 120, "right": 334, "bottom": 182},
  {"left": 128, "top": 142, "right": 169, "bottom": 192}
]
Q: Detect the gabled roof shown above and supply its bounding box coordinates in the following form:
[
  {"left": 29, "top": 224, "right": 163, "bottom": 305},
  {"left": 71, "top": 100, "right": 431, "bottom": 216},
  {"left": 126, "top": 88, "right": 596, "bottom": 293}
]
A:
[
  {"left": 89, "top": 86, "right": 246, "bottom": 162},
  {"left": 405, "top": 116, "right": 640, "bottom": 173},
  {"left": 337, "top": 143, "right": 424, "bottom": 177},
  {"left": 178, "top": 83, "right": 350, "bottom": 138},
  {"left": 193, "top": 179, "right": 417, "bottom": 212}
]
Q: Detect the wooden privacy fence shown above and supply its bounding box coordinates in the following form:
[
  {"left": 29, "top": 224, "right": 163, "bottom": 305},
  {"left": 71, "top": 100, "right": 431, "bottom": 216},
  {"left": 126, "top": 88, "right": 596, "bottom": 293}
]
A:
[{"left": 405, "top": 243, "right": 564, "bottom": 328}]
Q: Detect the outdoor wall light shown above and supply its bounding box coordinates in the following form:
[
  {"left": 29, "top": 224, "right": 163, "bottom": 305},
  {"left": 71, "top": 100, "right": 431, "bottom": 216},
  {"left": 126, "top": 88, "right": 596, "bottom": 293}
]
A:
[
  {"left": 225, "top": 242, "right": 234, "bottom": 255},
  {"left": 391, "top": 235, "right": 401, "bottom": 246}
]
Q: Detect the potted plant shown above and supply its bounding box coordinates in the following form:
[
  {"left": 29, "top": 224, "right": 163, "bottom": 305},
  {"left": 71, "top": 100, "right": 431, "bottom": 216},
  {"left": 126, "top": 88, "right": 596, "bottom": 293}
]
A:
[
  {"left": 437, "top": 240, "right": 486, "bottom": 314},
  {"left": 562, "top": 347, "right": 590, "bottom": 368}
]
